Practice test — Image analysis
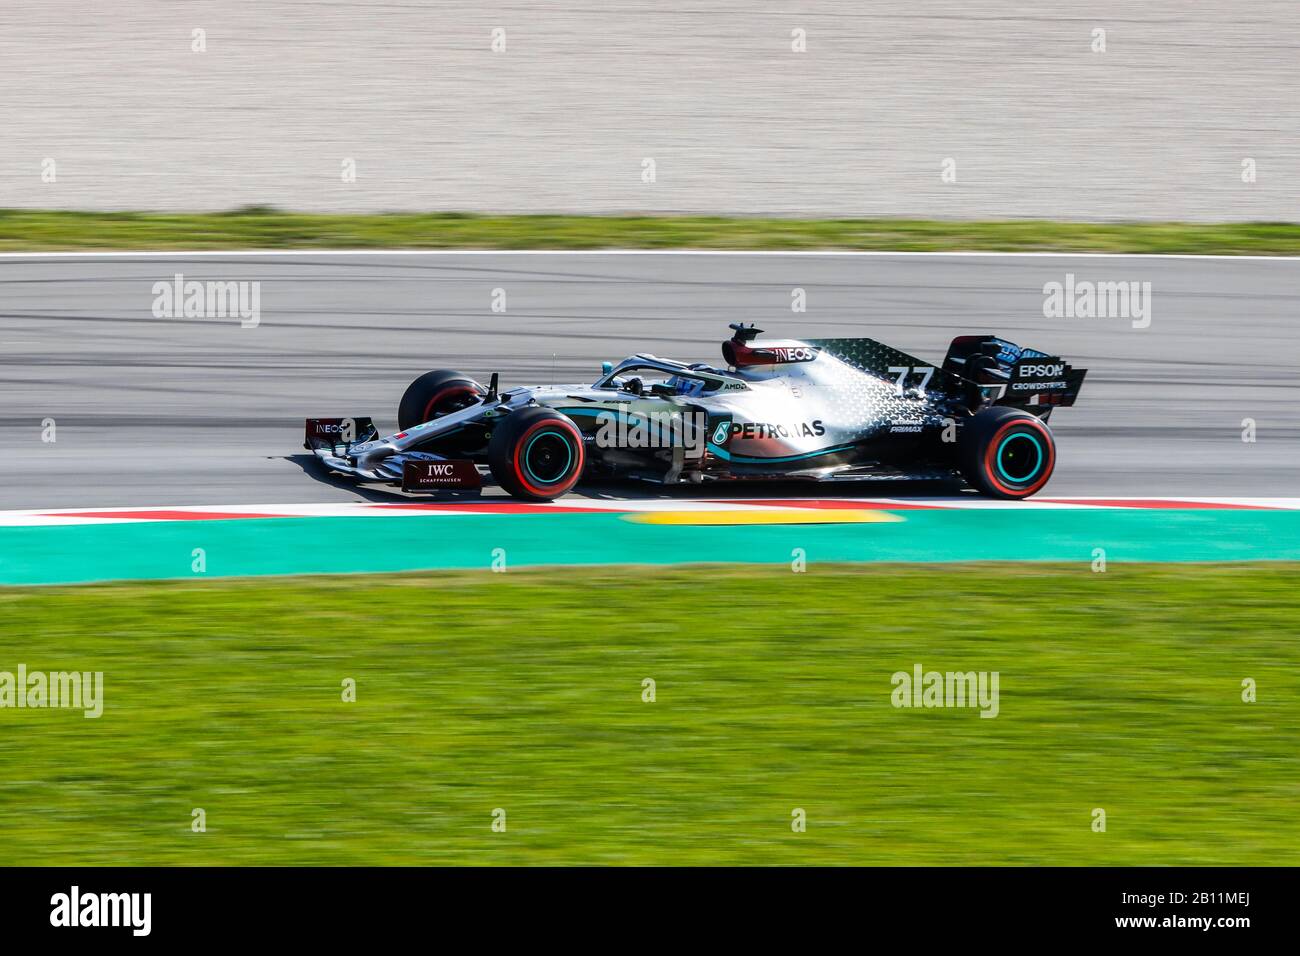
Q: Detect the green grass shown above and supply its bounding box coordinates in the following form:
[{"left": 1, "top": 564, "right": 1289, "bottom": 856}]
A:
[
  {"left": 2, "top": 208, "right": 1300, "bottom": 254},
  {"left": 1, "top": 563, "right": 1297, "bottom": 865}
]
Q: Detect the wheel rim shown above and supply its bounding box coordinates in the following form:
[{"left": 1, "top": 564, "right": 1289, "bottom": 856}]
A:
[
  {"left": 522, "top": 431, "right": 574, "bottom": 484},
  {"left": 995, "top": 432, "right": 1044, "bottom": 485}
]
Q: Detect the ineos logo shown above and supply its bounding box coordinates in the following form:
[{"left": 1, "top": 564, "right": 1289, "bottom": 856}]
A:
[
  {"left": 773, "top": 346, "right": 817, "bottom": 362},
  {"left": 315, "top": 419, "right": 357, "bottom": 440}
]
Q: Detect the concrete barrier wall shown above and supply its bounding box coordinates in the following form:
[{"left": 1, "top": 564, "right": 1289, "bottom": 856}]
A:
[{"left": 2, "top": 1, "right": 1296, "bottom": 221}]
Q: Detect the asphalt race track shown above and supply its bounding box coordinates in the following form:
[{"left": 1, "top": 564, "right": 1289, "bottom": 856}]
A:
[{"left": 1, "top": 251, "right": 1297, "bottom": 509}]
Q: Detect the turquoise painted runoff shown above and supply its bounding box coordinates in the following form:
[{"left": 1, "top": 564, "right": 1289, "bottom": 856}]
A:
[{"left": 1, "top": 509, "right": 1299, "bottom": 585}]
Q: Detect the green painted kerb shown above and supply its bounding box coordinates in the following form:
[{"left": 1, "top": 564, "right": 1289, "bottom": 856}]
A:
[{"left": 2, "top": 509, "right": 1299, "bottom": 585}]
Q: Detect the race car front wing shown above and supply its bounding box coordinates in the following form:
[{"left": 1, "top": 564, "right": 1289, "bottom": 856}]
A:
[{"left": 304, "top": 414, "right": 484, "bottom": 490}]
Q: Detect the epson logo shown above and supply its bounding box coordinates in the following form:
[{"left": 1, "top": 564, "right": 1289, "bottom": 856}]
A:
[{"left": 1019, "top": 363, "right": 1065, "bottom": 378}]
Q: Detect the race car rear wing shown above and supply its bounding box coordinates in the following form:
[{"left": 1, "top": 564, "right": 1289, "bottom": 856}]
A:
[{"left": 943, "top": 335, "right": 1086, "bottom": 411}]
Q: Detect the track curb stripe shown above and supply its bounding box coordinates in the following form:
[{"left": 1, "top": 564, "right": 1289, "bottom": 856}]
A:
[{"left": 0, "top": 497, "right": 1295, "bottom": 527}]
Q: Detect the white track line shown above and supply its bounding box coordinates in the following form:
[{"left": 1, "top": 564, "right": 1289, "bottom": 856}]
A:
[
  {"left": 1, "top": 250, "right": 1298, "bottom": 262},
  {"left": 1, "top": 497, "right": 1295, "bottom": 527}
]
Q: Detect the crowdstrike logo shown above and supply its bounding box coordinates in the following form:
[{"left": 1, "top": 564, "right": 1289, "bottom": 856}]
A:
[{"left": 50, "top": 886, "right": 151, "bottom": 936}]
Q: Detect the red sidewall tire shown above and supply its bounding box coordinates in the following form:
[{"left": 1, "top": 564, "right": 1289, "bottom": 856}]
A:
[
  {"left": 960, "top": 409, "right": 1056, "bottom": 499},
  {"left": 489, "top": 408, "right": 585, "bottom": 501},
  {"left": 398, "top": 370, "right": 485, "bottom": 431},
  {"left": 980, "top": 417, "right": 1055, "bottom": 497},
  {"left": 421, "top": 384, "right": 479, "bottom": 424}
]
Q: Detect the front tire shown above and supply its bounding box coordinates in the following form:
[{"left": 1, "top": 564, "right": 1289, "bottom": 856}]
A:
[
  {"left": 398, "top": 369, "right": 485, "bottom": 431},
  {"left": 959, "top": 408, "right": 1056, "bottom": 499},
  {"left": 488, "top": 407, "right": 586, "bottom": 501}
]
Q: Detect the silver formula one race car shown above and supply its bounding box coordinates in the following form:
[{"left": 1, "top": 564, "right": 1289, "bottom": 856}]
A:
[{"left": 305, "top": 324, "right": 1086, "bottom": 501}]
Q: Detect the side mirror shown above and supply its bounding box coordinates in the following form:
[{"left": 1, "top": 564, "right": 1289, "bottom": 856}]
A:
[{"left": 601, "top": 361, "right": 613, "bottom": 375}]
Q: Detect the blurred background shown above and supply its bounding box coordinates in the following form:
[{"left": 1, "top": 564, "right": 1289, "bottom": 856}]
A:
[
  {"left": 1, "top": 1, "right": 1299, "bottom": 872},
  {"left": 1, "top": 0, "right": 1297, "bottom": 220}
]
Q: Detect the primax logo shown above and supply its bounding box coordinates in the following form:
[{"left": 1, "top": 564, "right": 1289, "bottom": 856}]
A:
[{"left": 50, "top": 886, "right": 151, "bottom": 936}]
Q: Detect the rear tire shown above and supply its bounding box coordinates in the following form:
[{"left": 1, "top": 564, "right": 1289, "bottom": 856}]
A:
[
  {"left": 398, "top": 370, "right": 485, "bottom": 431},
  {"left": 959, "top": 408, "right": 1056, "bottom": 499},
  {"left": 488, "top": 407, "right": 585, "bottom": 501}
]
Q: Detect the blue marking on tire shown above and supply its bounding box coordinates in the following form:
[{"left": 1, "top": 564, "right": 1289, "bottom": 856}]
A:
[
  {"left": 996, "top": 432, "right": 1043, "bottom": 484},
  {"left": 523, "top": 430, "right": 573, "bottom": 484}
]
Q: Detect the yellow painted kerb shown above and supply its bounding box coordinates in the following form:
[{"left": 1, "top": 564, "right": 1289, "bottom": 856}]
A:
[{"left": 625, "top": 509, "right": 904, "bottom": 526}]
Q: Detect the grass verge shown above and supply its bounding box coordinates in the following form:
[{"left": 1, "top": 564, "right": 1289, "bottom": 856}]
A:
[
  {"left": 1, "top": 563, "right": 1296, "bottom": 865},
  {"left": 2, "top": 208, "right": 1299, "bottom": 254}
]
